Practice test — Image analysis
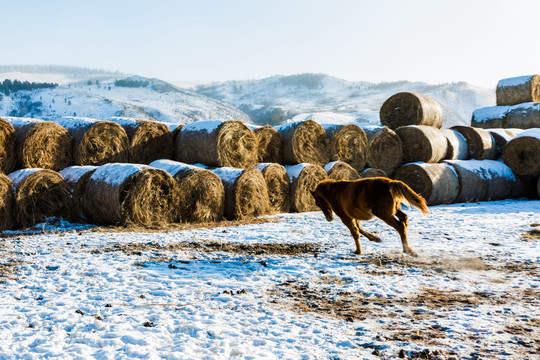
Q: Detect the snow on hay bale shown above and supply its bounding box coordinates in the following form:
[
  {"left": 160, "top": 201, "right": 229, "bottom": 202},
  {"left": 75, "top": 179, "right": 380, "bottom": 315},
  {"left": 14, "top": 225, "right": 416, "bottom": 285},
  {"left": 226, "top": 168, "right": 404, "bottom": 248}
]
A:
[
  {"left": 487, "top": 128, "right": 523, "bottom": 158},
  {"left": 393, "top": 162, "right": 459, "bottom": 205},
  {"left": 440, "top": 128, "right": 468, "bottom": 160},
  {"left": 256, "top": 163, "right": 290, "bottom": 213},
  {"left": 150, "top": 159, "right": 225, "bottom": 223},
  {"left": 359, "top": 168, "right": 387, "bottom": 178},
  {"left": 395, "top": 125, "right": 448, "bottom": 164},
  {"left": 323, "top": 124, "right": 368, "bottom": 172},
  {"left": 359, "top": 125, "right": 403, "bottom": 174},
  {"left": 109, "top": 117, "right": 174, "bottom": 164},
  {"left": 6, "top": 117, "right": 72, "bottom": 171},
  {"left": 379, "top": 92, "right": 443, "bottom": 130},
  {"left": 54, "top": 117, "right": 130, "bottom": 165},
  {"left": 451, "top": 126, "right": 497, "bottom": 160},
  {"left": 471, "top": 106, "right": 510, "bottom": 129},
  {"left": 445, "top": 160, "right": 525, "bottom": 203},
  {"left": 8, "top": 168, "right": 72, "bottom": 227},
  {"left": 502, "top": 128, "right": 540, "bottom": 179},
  {"left": 0, "top": 173, "right": 15, "bottom": 230},
  {"left": 496, "top": 75, "right": 540, "bottom": 106},
  {"left": 0, "top": 117, "right": 17, "bottom": 174},
  {"left": 324, "top": 161, "right": 360, "bottom": 181},
  {"left": 83, "top": 163, "right": 178, "bottom": 227},
  {"left": 176, "top": 120, "right": 258, "bottom": 168},
  {"left": 212, "top": 167, "right": 270, "bottom": 220},
  {"left": 505, "top": 102, "right": 540, "bottom": 129},
  {"left": 250, "top": 125, "right": 282, "bottom": 163},
  {"left": 59, "top": 165, "right": 98, "bottom": 222},
  {"left": 275, "top": 120, "right": 330, "bottom": 166},
  {"left": 285, "top": 163, "right": 328, "bottom": 212}
]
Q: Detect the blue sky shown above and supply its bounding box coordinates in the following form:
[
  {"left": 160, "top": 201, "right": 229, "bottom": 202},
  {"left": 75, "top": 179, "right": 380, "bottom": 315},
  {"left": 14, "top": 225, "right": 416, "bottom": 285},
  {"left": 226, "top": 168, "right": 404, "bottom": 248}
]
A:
[{"left": 2, "top": 0, "right": 540, "bottom": 86}]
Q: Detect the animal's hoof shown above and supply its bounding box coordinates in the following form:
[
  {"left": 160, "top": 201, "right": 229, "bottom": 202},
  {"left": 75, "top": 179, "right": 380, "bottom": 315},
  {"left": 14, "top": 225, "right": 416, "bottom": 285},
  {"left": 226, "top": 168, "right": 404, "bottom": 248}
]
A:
[
  {"left": 369, "top": 236, "right": 382, "bottom": 243},
  {"left": 405, "top": 249, "right": 418, "bottom": 257},
  {"left": 353, "top": 250, "right": 362, "bottom": 255}
]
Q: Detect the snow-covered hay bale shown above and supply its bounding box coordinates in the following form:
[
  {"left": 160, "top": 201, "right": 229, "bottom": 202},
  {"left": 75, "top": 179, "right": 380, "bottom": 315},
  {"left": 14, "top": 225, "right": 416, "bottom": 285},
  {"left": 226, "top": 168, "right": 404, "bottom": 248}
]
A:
[
  {"left": 109, "top": 117, "right": 174, "bottom": 164},
  {"left": 59, "top": 166, "right": 97, "bottom": 222},
  {"left": 502, "top": 128, "right": 540, "bottom": 179},
  {"left": 451, "top": 126, "right": 497, "bottom": 160},
  {"left": 286, "top": 163, "right": 328, "bottom": 212},
  {"left": 379, "top": 92, "right": 443, "bottom": 129},
  {"left": 276, "top": 120, "right": 330, "bottom": 166},
  {"left": 256, "top": 163, "right": 290, "bottom": 213},
  {"left": 8, "top": 169, "right": 72, "bottom": 227},
  {"left": 212, "top": 167, "right": 270, "bottom": 220},
  {"left": 7, "top": 117, "right": 72, "bottom": 171},
  {"left": 0, "top": 173, "right": 15, "bottom": 230},
  {"left": 0, "top": 117, "right": 17, "bottom": 174},
  {"left": 84, "top": 163, "right": 178, "bottom": 227},
  {"left": 488, "top": 128, "right": 523, "bottom": 158},
  {"left": 471, "top": 106, "right": 510, "bottom": 129},
  {"left": 252, "top": 125, "right": 282, "bottom": 163},
  {"left": 359, "top": 168, "right": 387, "bottom": 178},
  {"left": 323, "top": 124, "right": 368, "bottom": 172},
  {"left": 496, "top": 75, "right": 540, "bottom": 106},
  {"left": 324, "top": 161, "right": 360, "bottom": 181},
  {"left": 150, "top": 160, "right": 225, "bottom": 223},
  {"left": 395, "top": 125, "right": 448, "bottom": 163},
  {"left": 440, "top": 128, "right": 468, "bottom": 160},
  {"left": 175, "top": 120, "right": 258, "bottom": 168},
  {"left": 359, "top": 125, "right": 403, "bottom": 174},
  {"left": 393, "top": 162, "right": 459, "bottom": 205},
  {"left": 54, "top": 117, "right": 130, "bottom": 166},
  {"left": 505, "top": 102, "right": 540, "bottom": 129}
]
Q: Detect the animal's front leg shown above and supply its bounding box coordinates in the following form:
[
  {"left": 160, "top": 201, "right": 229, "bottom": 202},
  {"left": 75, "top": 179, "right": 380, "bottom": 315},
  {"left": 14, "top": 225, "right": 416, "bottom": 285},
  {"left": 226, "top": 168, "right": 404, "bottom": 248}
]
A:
[
  {"left": 342, "top": 217, "right": 362, "bottom": 255},
  {"left": 356, "top": 221, "right": 382, "bottom": 243}
]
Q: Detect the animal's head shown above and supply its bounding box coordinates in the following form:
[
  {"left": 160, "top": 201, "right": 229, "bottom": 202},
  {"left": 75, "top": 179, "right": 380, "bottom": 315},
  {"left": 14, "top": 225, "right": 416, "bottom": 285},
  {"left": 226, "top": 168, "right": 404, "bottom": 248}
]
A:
[{"left": 311, "top": 186, "right": 334, "bottom": 222}]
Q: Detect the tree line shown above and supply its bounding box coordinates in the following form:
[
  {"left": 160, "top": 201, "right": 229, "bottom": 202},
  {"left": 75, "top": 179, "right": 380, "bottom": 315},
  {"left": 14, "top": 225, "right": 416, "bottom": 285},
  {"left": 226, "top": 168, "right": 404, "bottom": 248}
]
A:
[{"left": 2, "top": 79, "right": 58, "bottom": 96}]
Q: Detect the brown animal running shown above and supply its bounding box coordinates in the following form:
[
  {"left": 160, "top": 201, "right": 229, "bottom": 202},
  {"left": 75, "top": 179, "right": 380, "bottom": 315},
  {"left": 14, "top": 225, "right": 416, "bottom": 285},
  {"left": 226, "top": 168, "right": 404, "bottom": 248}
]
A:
[{"left": 311, "top": 177, "right": 429, "bottom": 256}]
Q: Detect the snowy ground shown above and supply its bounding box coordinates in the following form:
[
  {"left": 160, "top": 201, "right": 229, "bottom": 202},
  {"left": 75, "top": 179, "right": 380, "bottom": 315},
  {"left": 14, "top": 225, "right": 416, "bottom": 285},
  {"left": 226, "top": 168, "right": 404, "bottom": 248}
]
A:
[{"left": 0, "top": 199, "right": 539, "bottom": 359}]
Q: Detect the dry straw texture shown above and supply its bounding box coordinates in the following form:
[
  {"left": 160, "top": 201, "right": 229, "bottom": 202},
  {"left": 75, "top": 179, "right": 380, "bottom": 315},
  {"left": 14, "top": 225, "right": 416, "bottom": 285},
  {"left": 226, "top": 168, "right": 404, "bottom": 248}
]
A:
[
  {"left": 440, "top": 128, "right": 468, "bottom": 160},
  {"left": 395, "top": 125, "right": 448, "bottom": 164},
  {"left": 324, "top": 161, "right": 360, "bottom": 181},
  {"left": 505, "top": 103, "right": 540, "bottom": 129},
  {"left": 212, "top": 167, "right": 270, "bottom": 220},
  {"left": 54, "top": 117, "right": 130, "bottom": 166},
  {"left": 324, "top": 124, "right": 368, "bottom": 172},
  {"left": 503, "top": 130, "right": 540, "bottom": 178},
  {"left": 7, "top": 117, "right": 72, "bottom": 171},
  {"left": 110, "top": 117, "right": 174, "bottom": 164},
  {"left": 0, "top": 117, "right": 17, "bottom": 174},
  {"left": 8, "top": 169, "right": 72, "bottom": 227},
  {"left": 360, "top": 125, "right": 403, "bottom": 174},
  {"left": 277, "top": 120, "right": 330, "bottom": 166},
  {"left": 380, "top": 92, "right": 443, "bottom": 129},
  {"left": 471, "top": 106, "right": 509, "bottom": 129},
  {"left": 253, "top": 125, "right": 282, "bottom": 163},
  {"left": 150, "top": 159, "right": 225, "bottom": 223},
  {"left": 393, "top": 163, "right": 459, "bottom": 205},
  {"left": 84, "top": 164, "right": 178, "bottom": 228},
  {"left": 256, "top": 163, "right": 290, "bottom": 213},
  {"left": 488, "top": 128, "right": 523, "bottom": 158},
  {"left": 359, "top": 168, "right": 387, "bottom": 178},
  {"left": 59, "top": 166, "right": 98, "bottom": 222},
  {"left": 496, "top": 75, "right": 540, "bottom": 106},
  {"left": 451, "top": 126, "right": 497, "bottom": 160},
  {"left": 286, "top": 163, "right": 328, "bottom": 212},
  {"left": 176, "top": 120, "right": 258, "bottom": 168},
  {"left": 0, "top": 173, "right": 15, "bottom": 230}
]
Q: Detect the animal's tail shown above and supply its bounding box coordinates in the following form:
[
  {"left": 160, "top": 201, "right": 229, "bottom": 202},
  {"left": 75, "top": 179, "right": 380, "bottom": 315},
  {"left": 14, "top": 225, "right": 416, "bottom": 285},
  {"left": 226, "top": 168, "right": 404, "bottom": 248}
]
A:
[{"left": 389, "top": 180, "right": 429, "bottom": 215}]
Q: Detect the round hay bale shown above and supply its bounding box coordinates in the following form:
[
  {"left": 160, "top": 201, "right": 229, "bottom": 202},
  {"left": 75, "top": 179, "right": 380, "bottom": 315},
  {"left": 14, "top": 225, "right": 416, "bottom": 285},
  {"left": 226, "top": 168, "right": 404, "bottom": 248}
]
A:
[
  {"left": 0, "top": 173, "right": 15, "bottom": 230},
  {"left": 440, "top": 128, "right": 468, "bottom": 160},
  {"left": 393, "top": 163, "right": 459, "bottom": 205},
  {"left": 451, "top": 126, "right": 497, "bottom": 160},
  {"left": 59, "top": 165, "right": 98, "bottom": 222},
  {"left": 275, "top": 120, "right": 330, "bottom": 166},
  {"left": 256, "top": 163, "right": 290, "bottom": 213},
  {"left": 175, "top": 120, "right": 258, "bottom": 168},
  {"left": 496, "top": 75, "right": 540, "bottom": 106},
  {"left": 84, "top": 163, "right": 178, "bottom": 227},
  {"left": 53, "top": 117, "right": 130, "bottom": 166},
  {"left": 505, "top": 102, "right": 540, "bottom": 129},
  {"left": 109, "top": 117, "right": 174, "bottom": 164},
  {"left": 150, "top": 159, "right": 225, "bottom": 223},
  {"left": 471, "top": 106, "right": 509, "bottom": 129},
  {"left": 212, "top": 167, "right": 270, "bottom": 220},
  {"left": 488, "top": 128, "right": 523, "bottom": 158},
  {"left": 248, "top": 125, "right": 282, "bottom": 163},
  {"left": 359, "top": 168, "right": 387, "bottom": 178},
  {"left": 160, "top": 122, "right": 185, "bottom": 147},
  {"left": 324, "top": 161, "right": 360, "bottom": 181},
  {"left": 8, "top": 168, "right": 72, "bottom": 227},
  {"left": 6, "top": 117, "right": 72, "bottom": 171},
  {"left": 359, "top": 125, "right": 403, "bottom": 174},
  {"left": 285, "top": 163, "right": 328, "bottom": 212},
  {"left": 323, "top": 123, "right": 368, "bottom": 172},
  {"left": 379, "top": 92, "right": 443, "bottom": 130},
  {"left": 0, "top": 117, "right": 17, "bottom": 174},
  {"left": 502, "top": 129, "right": 540, "bottom": 179},
  {"left": 395, "top": 125, "right": 448, "bottom": 164}
]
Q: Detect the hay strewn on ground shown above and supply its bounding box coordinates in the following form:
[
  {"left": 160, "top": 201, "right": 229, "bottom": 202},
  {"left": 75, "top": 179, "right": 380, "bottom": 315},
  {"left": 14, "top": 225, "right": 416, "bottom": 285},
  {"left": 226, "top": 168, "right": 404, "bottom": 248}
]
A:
[
  {"left": 276, "top": 120, "right": 330, "bottom": 166},
  {"left": 379, "top": 92, "right": 443, "bottom": 129},
  {"left": 451, "top": 126, "right": 497, "bottom": 160},
  {"left": 502, "top": 129, "right": 540, "bottom": 179},
  {"left": 0, "top": 117, "right": 17, "bottom": 174},
  {"left": 324, "top": 161, "right": 360, "bottom": 181},
  {"left": 323, "top": 124, "right": 368, "bottom": 172},
  {"left": 395, "top": 125, "right": 448, "bottom": 164},
  {"left": 286, "top": 163, "right": 328, "bottom": 212},
  {"left": 496, "top": 74, "right": 540, "bottom": 106},
  {"left": 0, "top": 173, "right": 15, "bottom": 230},
  {"left": 359, "top": 125, "right": 403, "bottom": 174},
  {"left": 256, "top": 163, "right": 290, "bottom": 213}
]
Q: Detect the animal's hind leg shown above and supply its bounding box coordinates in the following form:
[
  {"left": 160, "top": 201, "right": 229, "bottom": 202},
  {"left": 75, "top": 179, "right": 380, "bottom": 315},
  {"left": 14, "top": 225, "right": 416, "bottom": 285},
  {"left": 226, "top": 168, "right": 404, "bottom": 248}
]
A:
[
  {"left": 341, "top": 217, "right": 362, "bottom": 255},
  {"left": 356, "top": 220, "right": 382, "bottom": 243},
  {"left": 378, "top": 211, "right": 416, "bottom": 256}
]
